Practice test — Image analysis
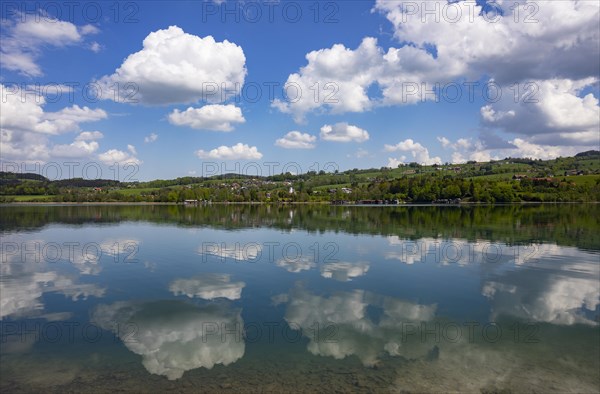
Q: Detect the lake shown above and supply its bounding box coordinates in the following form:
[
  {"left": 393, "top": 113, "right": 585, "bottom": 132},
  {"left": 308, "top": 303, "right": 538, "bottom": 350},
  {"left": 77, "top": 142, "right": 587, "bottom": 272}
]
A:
[{"left": 1, "top": 204, "right": 599, "bottom": 392}]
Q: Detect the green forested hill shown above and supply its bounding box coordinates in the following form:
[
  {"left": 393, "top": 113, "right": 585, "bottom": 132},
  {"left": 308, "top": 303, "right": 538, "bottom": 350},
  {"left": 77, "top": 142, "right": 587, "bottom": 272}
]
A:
[{"left": 1, "top": 151, "right": 599, "bottom": 203}]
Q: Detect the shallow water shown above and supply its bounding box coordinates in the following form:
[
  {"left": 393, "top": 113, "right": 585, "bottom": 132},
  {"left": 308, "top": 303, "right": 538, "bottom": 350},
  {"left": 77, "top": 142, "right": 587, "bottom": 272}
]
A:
[{"left": 1, "top": 204, "right": 599, "bottom": 392}]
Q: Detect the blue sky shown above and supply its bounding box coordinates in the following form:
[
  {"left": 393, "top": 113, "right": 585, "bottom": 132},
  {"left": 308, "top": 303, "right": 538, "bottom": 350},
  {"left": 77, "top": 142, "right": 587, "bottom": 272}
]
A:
[{"left": 1, "top": 1, "right": 599, "bottom": 181}]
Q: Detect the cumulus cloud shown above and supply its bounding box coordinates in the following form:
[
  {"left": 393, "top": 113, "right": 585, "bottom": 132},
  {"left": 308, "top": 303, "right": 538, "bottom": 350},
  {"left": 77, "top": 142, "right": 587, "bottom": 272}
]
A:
[
  {"left": 437, "top": 136, "right": 471, "bottom": 151},
  {"left": 271, "top": 36, "right": 459, "bottom": 120},
  {"left": 1, "top": 85, "right": 107, "bottom": 136},
  {"left": 272, "top": 37, "right": 383, "bottom": 121},
  {"left": 92, "top": 300, "right": 245, "bottom": 380},
  {"left": 320, "top": 123, "right": 369, "bottom": 143},
  {"left": 0, "top": 84, "right": 109, "bottom": 163},
  {"left": 275, "top": 1, "right": 599, "bottom": 154},
  {"left": 275, "top": 131, "right": 317, "bottom": 149},
  {"left": 384, "top": 139, "right": 442, "bottom": 165},
  {"left": 46, "top": 131, "right": 103, "bottom": 158},
  {"left": 168, "top": 105, "right": 245, "bottom": 131},
  {"left": 507, "top": 139, "right": 579, "bottom": 161},
  {"left": 480, "top": 78, "right": 600, "bottom": 146},
  {"left": 1, "top": 14, "right": 100, "bottom": 76},
  {"left": 98, "top": 146, "right": 141, "bottom": 165},
  {"left": 374, "top": 0, "right": 600, "bottom": 84},
  {"left": 195, "top": 143, "right": 263, "bottom": 160},
  {"left": 170, "top": 274, "right": 245, "bottom": 300},
  {"left": 98, "top": 26, "right": 246, "bottom": 105},
  {"left": 437, "top": 136, "right": 451, "bottom": 149},
  {"left": 438, "top": 133, "right": 593, "bottom": 163},
  {"left": 75, "top": 131, "right": 104, "bottom": 141},
  {"left": 50, "top": 139, "right": 100, "bottom": 158},
  {"left": 386, "top": 157, "right": 404, "bottom": 168}
]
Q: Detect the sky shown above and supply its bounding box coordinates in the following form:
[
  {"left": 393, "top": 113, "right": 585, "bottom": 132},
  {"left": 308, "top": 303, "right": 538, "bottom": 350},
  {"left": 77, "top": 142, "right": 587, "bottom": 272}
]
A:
[{"left": 1, "top": 0, "right": 599, "bottom": 181}]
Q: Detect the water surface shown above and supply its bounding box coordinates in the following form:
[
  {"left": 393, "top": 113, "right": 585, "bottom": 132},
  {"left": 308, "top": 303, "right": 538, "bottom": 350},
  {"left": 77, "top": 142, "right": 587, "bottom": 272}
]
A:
[{"left": 1, "top": 204, "right": 599, "bottom": 392}]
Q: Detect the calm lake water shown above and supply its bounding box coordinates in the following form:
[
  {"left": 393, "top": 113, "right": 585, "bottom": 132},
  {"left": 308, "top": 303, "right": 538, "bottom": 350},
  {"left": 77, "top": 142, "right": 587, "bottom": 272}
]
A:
[{"left": 1, "top": 204, "right": 599, "bottom": 393}]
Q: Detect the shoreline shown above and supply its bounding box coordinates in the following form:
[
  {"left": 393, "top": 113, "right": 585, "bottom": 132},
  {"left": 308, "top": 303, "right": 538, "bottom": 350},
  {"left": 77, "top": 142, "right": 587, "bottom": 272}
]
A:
[{"left": 1, "top": 201, "right": 598, "bottom": 207}]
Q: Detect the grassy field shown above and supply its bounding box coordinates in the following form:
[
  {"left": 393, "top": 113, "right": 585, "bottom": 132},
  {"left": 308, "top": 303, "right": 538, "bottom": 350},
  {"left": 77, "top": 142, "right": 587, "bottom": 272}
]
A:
[
  {"left": 3, "top": 195, "right": 55, "bottom": 202},
  {"left": 2, "top": 152, "right": 599, "bottom": 202},
  {"left": 116, "top": 187, "right": 161, "bottom": 196},
  {"left": 563, "top": 174, "right": 600, "bottom": 186}
]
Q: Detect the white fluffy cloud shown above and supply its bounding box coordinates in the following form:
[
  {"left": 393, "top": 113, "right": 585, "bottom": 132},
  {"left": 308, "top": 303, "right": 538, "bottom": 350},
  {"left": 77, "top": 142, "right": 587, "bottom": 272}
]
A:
[
  {"left": 320, "top": 123, "right": 369, "bottom": 143},
  {"left": 438, "top": 134, "right": 593, "bottom": 163},
  {"left": 480, "top": 78, "right": 600, "bottom": 146},
  {"left": 275, "top": 131, "right": 317, "bottom": 149},
  {"left": 437, "top": 136, "right": 471, "bottom": 151},
  {"left": 271, "top": 36, "right": 454, "bottom": 121},
  {"left": 170, "top": 274, "right": 245, "bottom": 300},
  {"left": 386, "top": 157, "right": 404, "bottom": 168},
  {"left": 76, "top": 131, "right": 104, "bottom": 141},
  {"left": 275, "top": 1, "right": 599, "bottom": 156},
  {"left": 374, "top": 0, "right": 600, "bottom": 84},
  {"left": 195, "top": 143, "right": 263, "bottom": 160},
  {"left": 168, "top": 105, "right": 245, "bottom": 131},
  {"left": 51, "top": 139, "right": 99, "bottom": 158},
  {"left": 92, "top": 300, "right": 245, "bottom": 380},
  {"left": 98, "top": 26, "right": 246, "bottom": 105},
  {"left": 98, "top": 145, "right": 141, "bottom": 165},
  {"left": 0, "top": 84, "right": 110, "bottom": 163},
  {"left": 385, "top": 139, "right": 442, "bottom": 165},
  {"left": 1, "top": 84, "right": 107, "bottom": 136},
  {"left": 272, "top": 37, "right": 383, "bottom": 121},
  {"left": 1, "top": 14, "right": 99, "bottom": 76}
]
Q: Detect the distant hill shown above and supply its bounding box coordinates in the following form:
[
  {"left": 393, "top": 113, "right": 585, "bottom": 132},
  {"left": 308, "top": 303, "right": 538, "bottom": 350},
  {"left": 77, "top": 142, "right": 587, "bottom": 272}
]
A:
[
  {"left": 0, "top": 172, "right": 48, "bottom": 181},
  {"left": 575, "top": 150, "right": 600, "bottom": 157},
  {"left": 1, "top": 151, "right": 599, "bottom": 203},
  {"left": 52, "top": 178, "right": 122, "bottom": 188}
]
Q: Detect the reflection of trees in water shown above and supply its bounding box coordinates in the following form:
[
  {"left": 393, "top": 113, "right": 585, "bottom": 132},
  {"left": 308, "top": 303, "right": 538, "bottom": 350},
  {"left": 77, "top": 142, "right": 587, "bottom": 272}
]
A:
[{"left": 2, "top": 204, "right": 599, "bottom": 249}]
